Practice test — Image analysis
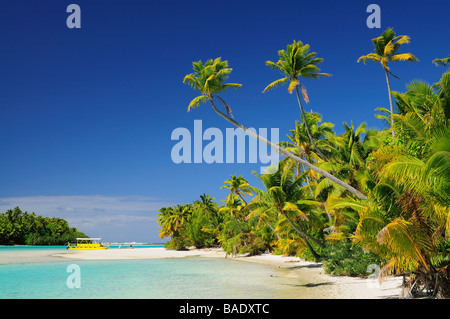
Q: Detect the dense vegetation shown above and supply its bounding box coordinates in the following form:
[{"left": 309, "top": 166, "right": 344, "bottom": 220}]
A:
[
  {"left": 158, "top": 28, "right": 450, "bottom": 298},
  {"left": 0, "top": 207, "right": 87, "bottom": 245}
]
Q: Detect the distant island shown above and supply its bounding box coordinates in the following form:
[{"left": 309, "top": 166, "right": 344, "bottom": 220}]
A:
[{"left": 0, "top": 207, "right": 87, "bottom": 245}]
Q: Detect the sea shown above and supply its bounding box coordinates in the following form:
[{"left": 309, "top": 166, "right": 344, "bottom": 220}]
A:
[{"left": 0, "top": 246, "right": 303, "bottom": 299}]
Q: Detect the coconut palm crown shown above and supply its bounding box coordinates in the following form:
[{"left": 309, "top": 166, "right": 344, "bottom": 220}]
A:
[
  {"left": 183, "top": 58, "right": 242, "bottom": 116},
  {"left": 357, "top": 27, "right": 418, "bottom": 136},
  {"left": 263, "top": 40, "right": 331, "bottom": 160},
  {"left": 263, "top": 40, "right": 331, "bottom": 95}
]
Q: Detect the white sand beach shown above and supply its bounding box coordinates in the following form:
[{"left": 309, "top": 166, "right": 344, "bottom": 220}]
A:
[{"left": 51, "top": 247, "right": 403, "bottom": 299}]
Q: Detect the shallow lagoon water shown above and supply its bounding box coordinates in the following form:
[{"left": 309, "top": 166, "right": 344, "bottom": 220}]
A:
[{"left": 0, "top": 247, "right": 302, "bottom": 299}]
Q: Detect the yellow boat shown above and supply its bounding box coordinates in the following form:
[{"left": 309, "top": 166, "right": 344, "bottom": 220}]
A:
[{"left": 67, "top": 238, "right": 109, "bottom": 250}]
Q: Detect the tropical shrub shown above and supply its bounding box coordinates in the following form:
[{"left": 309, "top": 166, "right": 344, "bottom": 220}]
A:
[{"left": 321, "top": 240, "right": 382, "bottom": 276}]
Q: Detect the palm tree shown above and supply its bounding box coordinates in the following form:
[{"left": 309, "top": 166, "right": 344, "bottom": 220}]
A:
[
  {"left": 219, "top": 195, "right": 246, "bottom": 235},
  {"left": 314, "top": 121, "right": 381, "bottom": 200},
  {"left": 280, "top": 113, "right": 334, "bottom": 178},
  {"left": 183, "top": 57, "right": 367, "bottom": 199},
  {"left": 357, "top": 27, "right": 418, "bottom": 137},
  {"left": 263, "top": 40, "right": 331, "bottom": 160},
  {"left": 334, "top": 73, "right": 450, "bottom": 298},
  {"left": 352, "top": 129, "right": 450, "bottom": 297},
  {"left": 249, "top": 162, "right": 325, "bottom": 260},
  {"left": 280, "top": 114, "right": 336, "bottom": 224},
  {"left": 156, "top": 207, "right": 174, "bottom": 239},
  {"left": 433, "top": 57, "right": 450, "bottom": 67},
  {"left": 196, "top": 194, "right": 222, "bottom": 237},
  {"left": 221, "top": 174, "right": 253, "bottom": 204},
  {"left": 391, "top": 72, "right": 450, "bottom": 139},
  {"left": 157, "top": 204, "right": 192, "bottom": 239}
]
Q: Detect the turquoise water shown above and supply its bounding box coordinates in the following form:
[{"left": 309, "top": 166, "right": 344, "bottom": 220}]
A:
[
  {"left": 0, "top": 246, "right": 68, "bottom": 250},
  {"left": 0, "top": 245, "right": 164, "bottom": 250},
  {"left": 0, "top": 248, "right": 298, "bottom": 299}
]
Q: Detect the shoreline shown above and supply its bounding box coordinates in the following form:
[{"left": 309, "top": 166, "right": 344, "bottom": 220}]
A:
[
  {"left": 2, "top": 246, "right": 403, "bottom": 299},
  {"left": 51, "top": 247, "right": 402, "bottom": 299}
]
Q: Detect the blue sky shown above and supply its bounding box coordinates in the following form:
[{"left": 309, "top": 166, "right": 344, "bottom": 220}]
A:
[{"left": 0, "top": 0, "right": 449, "bottom": 242}]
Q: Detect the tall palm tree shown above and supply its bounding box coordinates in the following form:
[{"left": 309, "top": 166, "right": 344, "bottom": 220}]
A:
[
  {"left": 263, "top": 40, "right": 331, "bottom": 160},
  {"left": 357, "top": 27, "right": 418, "bottom": 137},
  {"left": 183, "top": 57, "right": 367, "bottom": 199},
  {"left": 221, "top": 174, "right": 252, "bottom": 204}
]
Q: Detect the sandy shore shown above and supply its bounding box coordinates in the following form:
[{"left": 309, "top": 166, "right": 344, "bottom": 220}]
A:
[
  {"left": 231, "top": 253, "right": 403, "bottom": 299},
  {"left": 50, "top": 247, "right": 402, "bottom": 299}
]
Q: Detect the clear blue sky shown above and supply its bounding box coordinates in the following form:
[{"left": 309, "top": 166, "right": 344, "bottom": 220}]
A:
[{"left": 0, "top": 0, "right": 448, "bottom": 242}]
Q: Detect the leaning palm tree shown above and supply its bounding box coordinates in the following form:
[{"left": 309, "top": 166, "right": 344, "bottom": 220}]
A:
[
  {"left": 357, "top": 27, "right": 418, "bottom": 137},
  {"left": 183, "top": 57, "right": 367, "bottom": 199},
  {"left": 263, "top": 40, "right": 331, "bottom": 160}
]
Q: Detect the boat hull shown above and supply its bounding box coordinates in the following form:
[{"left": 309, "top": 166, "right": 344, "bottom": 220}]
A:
[{"left": 67, "top": 244, "right": 109, "bottom": 250}]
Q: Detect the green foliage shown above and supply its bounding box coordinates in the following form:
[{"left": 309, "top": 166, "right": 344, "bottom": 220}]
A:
[
  {"left": 321, "top": 241, "right": 382, "bottom": 276},
  {"left": 157, "top": 199, "right": 219, "bottom": 250},
  {"left": 171, "top": 45, "right": 450, "bottom": 297},
  {"left": 0, "top": 207, "right": 87, "bottom": 245}
]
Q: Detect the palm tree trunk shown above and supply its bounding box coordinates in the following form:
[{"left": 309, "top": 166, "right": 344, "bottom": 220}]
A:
[
  {"left": 281, "top": 212, "right": 322, "bottom": 260},
  {"left": 233, "top": 215, "right": 244, "bottom": 234},
  {"left": 384, "top": 69, "right": 395, "bottom": 138},
  {"left": 264, "top": 221, "right": 281, "bottom": 240},
  {"left": 209, "top": 98, "right": 368, "bottom": 200},
  {"left": 233, "top": 214, "right": 248, "bottom": 246},
  {"left": 295, "top": 86, "right": 328, "bottom": 161},
  {"left": 237, "top": 193, "right": 247, "bottom": 205},
  {"left": 280, "top": 211, "right": 325, "bottom": 248}
]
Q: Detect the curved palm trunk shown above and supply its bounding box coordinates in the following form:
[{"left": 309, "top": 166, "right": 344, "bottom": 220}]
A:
[
  {"left": 209, "top": 99, "right": 368, "bottom": 200},
  {"left": 295, "top": 86, "right": 328, "bottom": 161},
  {"left": 281, "top": 212, "right": 322, "bottom": 260},
  {"left": 384, "top": 69, "right": 395, "bottom": 138},
  {"left": 233, "top": 214, "right": 244, "bottom": 234},
  {"left": 237, "top": 193, "right": 247, "bottom": 205},
  {"left": 264, "top": 220, "right": 281, "bottom": 240},
  {"left": 233, "top": 214, "right": 248, "bottom": 246}
]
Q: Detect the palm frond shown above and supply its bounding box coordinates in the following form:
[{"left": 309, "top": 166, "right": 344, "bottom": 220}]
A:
[
  {"left": 262, "top": 77, "right": 288, "bottom": 93},
  {"left": 394, "top": 35, "right": 411, "bottom": 45},
  {"left": 389, "top": 53, "right": 419, "bottom": 62},
  {"left": 357, "top": 53, "right": 382, "bottom": 64},
  {"left": 300, "top": 84, "right": 309, "bottom": 103},
  {"left": 376, "top": 217, "right": 431, "bottom": 270},
  {"left": 384, "top": 40, "right": 395, "bottom": 56},
  {"left": 287, "top": 78, "right": 299, "bottom": 94},
  {"left": 183, "top": 74, "right": 201, "bottom": 90},
  {"left": 432, "top": 57, "right": 450, "bottom": 67},
  {"left": 187, "top": 95, "right": 208, "bottom": 112}
]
